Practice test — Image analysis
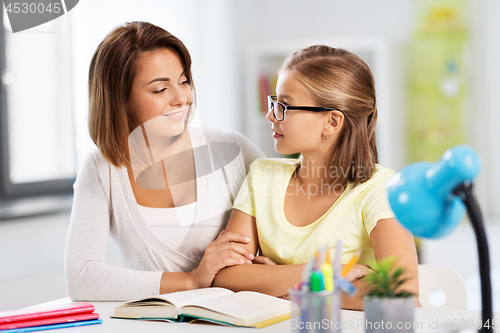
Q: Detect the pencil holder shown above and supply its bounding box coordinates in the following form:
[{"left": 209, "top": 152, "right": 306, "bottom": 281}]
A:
[{"left": 289, "top": 289, "right": 342, "bottom": 333}]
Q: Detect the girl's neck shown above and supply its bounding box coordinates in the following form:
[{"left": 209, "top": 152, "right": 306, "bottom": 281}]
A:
[
  {"left": 294, "top": 155, "right": 346, "bottom": 198},
  {"left": 296, "top": 154, "right": 332, "bottom": 187}
]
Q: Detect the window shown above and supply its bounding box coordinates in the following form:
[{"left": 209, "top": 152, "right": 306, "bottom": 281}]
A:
[{"left": 0, "top": 5, "right": 75, "bottom": 200}]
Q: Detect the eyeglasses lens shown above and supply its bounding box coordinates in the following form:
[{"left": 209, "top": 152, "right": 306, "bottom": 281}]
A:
[{"left": 275, "top": 103, "right": 285, "bottom": 120}]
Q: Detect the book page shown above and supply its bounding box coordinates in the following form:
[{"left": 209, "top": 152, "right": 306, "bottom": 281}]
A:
[
  {"left": 138, "top": 288, "right": 234, "bottom": 309},
  {"left": 182, "top": 291, "right": 290, "bottom": 324}
]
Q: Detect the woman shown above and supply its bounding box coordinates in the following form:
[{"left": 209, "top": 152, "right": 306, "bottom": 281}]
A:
[{"left": 64, "top": 21, "right": 263, "bottom": 301}]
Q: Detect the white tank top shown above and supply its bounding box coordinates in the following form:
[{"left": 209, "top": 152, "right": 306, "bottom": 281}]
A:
[{"left": 137, "top": 202, "right": 197, "bottom": 250}]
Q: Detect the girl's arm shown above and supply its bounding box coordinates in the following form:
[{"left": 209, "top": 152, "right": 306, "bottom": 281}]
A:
[
  {"left": 211, "top": 209, "right": 304, "bottom": 296},
  {"left": 213, "top": 211, "right": 420, "bottom": 309},
  {"left": 340, "top": 218, "right": 421, "bottom": 309},
  {"left": 212, "top": 209, "right": 367, "bottom": 303},
  {"left": 370, "top": 218, "right": 420, "bottom": 300}
]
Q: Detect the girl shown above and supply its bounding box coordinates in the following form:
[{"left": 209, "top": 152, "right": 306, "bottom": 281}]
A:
[
  {"left": 213, "top": 45, "right": 419, "bottom": 310},
  {"left": 64, "top": 22, "right": 263, "bottom": 301}
]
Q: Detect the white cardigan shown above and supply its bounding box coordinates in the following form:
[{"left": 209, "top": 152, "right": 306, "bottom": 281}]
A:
[{"left": 64, "top": 126, "right": 264, "bottom": 301}]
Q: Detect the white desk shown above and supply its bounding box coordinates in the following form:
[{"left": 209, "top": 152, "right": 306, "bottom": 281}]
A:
[{"left": 29, "top": 298, "right": 496, "bottom": 333}]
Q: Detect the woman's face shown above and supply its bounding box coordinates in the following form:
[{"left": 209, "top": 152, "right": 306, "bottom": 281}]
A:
[
  {"left": 268, "top": 71, "right": 328, "bottom": 155},
  {"left": 128, "top": 48, "right": 192, "bottom": 137}
]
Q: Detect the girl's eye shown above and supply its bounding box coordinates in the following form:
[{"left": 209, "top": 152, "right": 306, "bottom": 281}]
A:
[{"left": 153, "top": 88, "right": 167, "bottom": 94}]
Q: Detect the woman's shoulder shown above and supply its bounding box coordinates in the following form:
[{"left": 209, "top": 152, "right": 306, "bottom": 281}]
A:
[
  {"left": 79, "top": 147, "right": 114, "bottom": 176},
  {"left": 195, "top": 126, "right": 257, "bottom": 148},
  {"left": 193, "top": 126, "right": 265, "bottom": 169},
  {"left": 197, "top": 126, "right": 244, "bottom": 143}
]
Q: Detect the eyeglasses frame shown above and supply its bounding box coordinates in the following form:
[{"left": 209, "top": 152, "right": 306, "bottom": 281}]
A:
[{"left": 267, "top": 95, "right": 342, "bottom": 121}]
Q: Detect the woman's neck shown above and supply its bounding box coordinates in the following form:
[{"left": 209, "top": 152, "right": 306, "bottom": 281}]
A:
[{"left": 148, "top": 129, "right": 191, "bottom": 161}]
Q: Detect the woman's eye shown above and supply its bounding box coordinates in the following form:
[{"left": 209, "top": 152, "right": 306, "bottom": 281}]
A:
[
  {"left": 153, "top": 88, "right": 167, "bottom": 94},
  {"left": 180, "top": 80, "right": 190, "bottom": 85}
]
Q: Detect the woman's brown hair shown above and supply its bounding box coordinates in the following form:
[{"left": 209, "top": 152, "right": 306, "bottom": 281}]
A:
[
  {"left": 88, "top": 21, "right": 195, "bottom": 168},
  {"left": 281, "top": 45, "right": 378, "bottom": 187}
]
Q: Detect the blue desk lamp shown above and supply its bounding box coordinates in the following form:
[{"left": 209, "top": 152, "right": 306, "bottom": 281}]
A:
[{"left": 387, "top": 145, "right": 492, "bottom": 332}]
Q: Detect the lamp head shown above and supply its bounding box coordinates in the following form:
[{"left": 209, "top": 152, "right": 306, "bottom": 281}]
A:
[{"left": 387, "top": 145, "right": 481, "bottom": 239}]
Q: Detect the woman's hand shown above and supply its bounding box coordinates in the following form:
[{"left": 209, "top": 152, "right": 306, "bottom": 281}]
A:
[{"left": 188, "top": 230, "right": 255, "bottom": 289}]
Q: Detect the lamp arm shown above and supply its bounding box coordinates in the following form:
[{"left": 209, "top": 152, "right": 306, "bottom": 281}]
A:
[{"left": 453, "top": 181, "right": 493, "bottom": 332}]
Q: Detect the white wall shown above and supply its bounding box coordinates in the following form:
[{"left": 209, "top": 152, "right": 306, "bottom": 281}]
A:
[
  {"left": 226, "top": 0, "right": 500, "bottom": 222},
  {"left": 468, "top": 0, "right": 500, "bottom": 222}
]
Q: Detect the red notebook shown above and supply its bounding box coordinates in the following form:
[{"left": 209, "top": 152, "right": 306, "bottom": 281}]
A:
[
  {"left": 0, "top": 303, "right": 98, "bottom": 330},
  {"left": 0, "top": 313, "right": 100, "bottom": 330}
]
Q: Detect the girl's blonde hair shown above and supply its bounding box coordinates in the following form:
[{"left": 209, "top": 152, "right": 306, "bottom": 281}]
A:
[
  {"left": 280, "top": 45, "right": 378, "bottom": 187},
  {"left": 88, "top": 21, "right": 195, "bottom": 168}
]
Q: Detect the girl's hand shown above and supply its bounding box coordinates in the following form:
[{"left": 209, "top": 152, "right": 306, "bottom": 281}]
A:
[
  {"left": 188, "top": 230, "right": 255, "bottom": 289},
  {"left": 252, "top": 256, "right": 277, "bottom": 265},
  {"left": 343, "top": 264, "right": 371, "bottom": 282}
]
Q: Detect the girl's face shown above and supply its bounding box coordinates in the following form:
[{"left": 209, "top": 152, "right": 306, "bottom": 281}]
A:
[
  {"left": 128, "top": 48, "right": 192, "bottom": 137},
  {"left": 268, "top": 71, "right": 328, "bottom": 155}
]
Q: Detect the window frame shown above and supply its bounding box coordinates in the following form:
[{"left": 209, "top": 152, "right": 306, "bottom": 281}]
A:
[{"left": 0, "top": 4, "right": 75, "bottom": 201}]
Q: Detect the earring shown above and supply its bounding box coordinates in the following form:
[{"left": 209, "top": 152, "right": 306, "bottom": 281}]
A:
[{"left": 324, "top": 133, "right": 329, "bottom": 140}]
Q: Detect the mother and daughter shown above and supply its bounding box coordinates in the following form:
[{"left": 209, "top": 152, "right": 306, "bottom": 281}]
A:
[{"left": 65, "top": 21, "right": 419, "bottom": 310}]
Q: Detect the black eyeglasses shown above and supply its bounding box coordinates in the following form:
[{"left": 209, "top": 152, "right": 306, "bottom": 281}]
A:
[{"left": 267, "top": 95, "right": 342, "bottom": 121}]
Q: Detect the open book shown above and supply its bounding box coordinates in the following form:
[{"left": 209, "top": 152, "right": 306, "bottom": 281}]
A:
[{"left": 112, "top": 287, "right": 291, "bottom": 328}]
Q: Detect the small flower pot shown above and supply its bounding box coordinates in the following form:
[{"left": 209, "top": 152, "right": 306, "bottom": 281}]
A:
[{"left": 364, "top": 296, "right": 415, "bottom": 333}]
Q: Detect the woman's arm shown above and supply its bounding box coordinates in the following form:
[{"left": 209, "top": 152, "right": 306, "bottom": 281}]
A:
[
  {"left": 65, "top": 153, "right": 254, "bottom": 301},
  {"left": 65, "top": 154, "right": 162, "bottom": 301}
]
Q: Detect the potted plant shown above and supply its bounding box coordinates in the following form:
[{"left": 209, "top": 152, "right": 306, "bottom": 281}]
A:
[{"left": 363, "top": 257, "right": 415, "bottom": 333}]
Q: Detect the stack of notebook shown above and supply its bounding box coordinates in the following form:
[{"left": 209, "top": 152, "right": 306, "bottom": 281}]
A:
[{"left": 0, "top": 302, "right": 102, "bottom": 332}]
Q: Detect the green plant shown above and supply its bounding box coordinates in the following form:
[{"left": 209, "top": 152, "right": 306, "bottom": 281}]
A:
[{"left": 364, "top": 257, "right": 414, "bottom": 298}]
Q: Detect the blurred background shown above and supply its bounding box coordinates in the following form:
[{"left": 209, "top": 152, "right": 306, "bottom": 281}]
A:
[{"left": 0, "top": 0, "right": 499, "bottom": 311}]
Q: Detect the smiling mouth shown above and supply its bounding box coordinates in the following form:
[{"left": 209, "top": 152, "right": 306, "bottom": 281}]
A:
[
  {"left": 161, "top": 107, "right": 187, "bottom": 118},
  {"left": 162, "top": 111, "right": 183, "bottom": 117}
]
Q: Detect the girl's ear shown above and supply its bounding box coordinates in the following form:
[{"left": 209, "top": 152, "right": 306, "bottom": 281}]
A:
[{"left": 323, "top": 110, "right": 344, "bottom": 137}]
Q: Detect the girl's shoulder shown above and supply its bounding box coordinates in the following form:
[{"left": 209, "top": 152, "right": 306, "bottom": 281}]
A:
[{"left": 349, "top": 164, "right": 395, "bottom": 196}]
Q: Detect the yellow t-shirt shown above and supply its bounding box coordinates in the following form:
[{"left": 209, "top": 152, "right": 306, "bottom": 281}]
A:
[{"left": 233, "top": 158, "right": 396, "bottom": 266}]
